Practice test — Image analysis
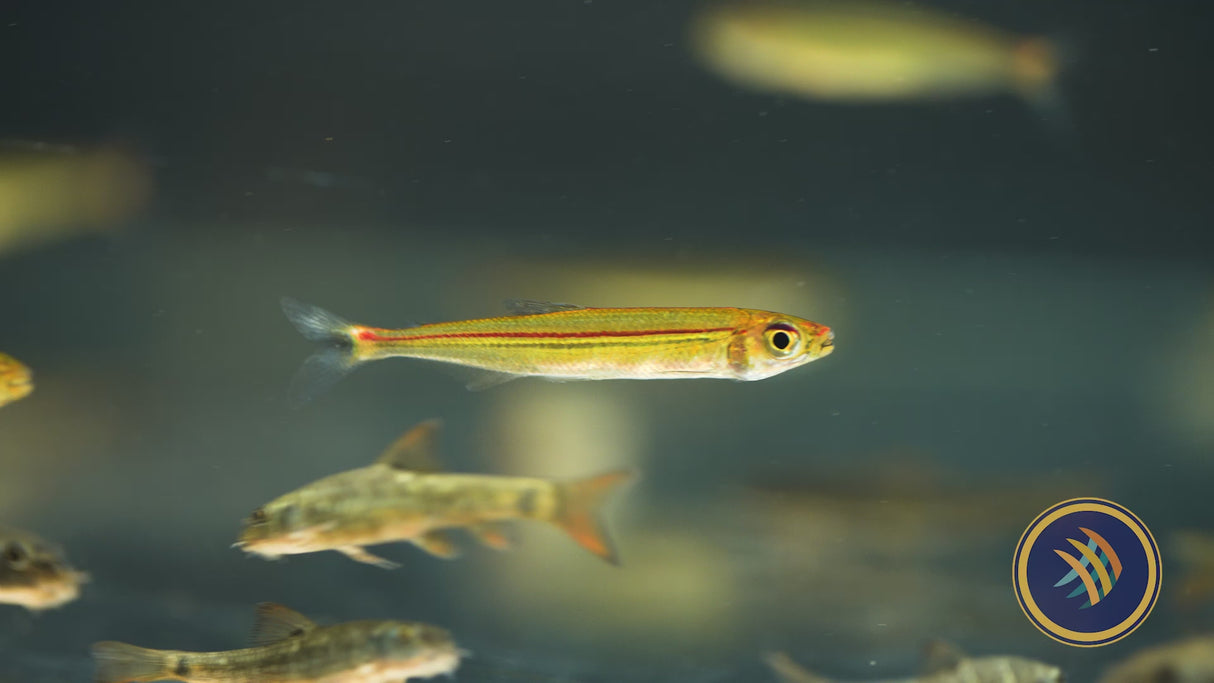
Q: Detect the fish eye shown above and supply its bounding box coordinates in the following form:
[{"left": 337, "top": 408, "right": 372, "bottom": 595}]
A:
[
  {"left": 763, "top": 323, "right": 801, "bottom": 357},
  {"left": 248, "top": 508, "right": 268, "bottom": 525},
  {"left": 3, "top": 542, "right": 29, "bottom": 569}
]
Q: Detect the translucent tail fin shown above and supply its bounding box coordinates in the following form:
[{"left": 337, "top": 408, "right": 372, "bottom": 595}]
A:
[
  {"left": 551, "top": 469, "right": 637, "bottom": 565},
  {"left": 91, "top": 642, "right": 167, "bottom": 683},
  {"left": 280, "top": 297, "right": 362, "bottom": 408}
]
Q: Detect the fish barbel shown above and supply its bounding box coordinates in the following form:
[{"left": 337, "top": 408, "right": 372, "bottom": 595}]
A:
[
  {"left": 92, "top": 603, "right": 462, "bottom": 683},
  {"left": 237, "top": 420, "right": 636, "bottom": 567},
  {"left": 766, "top": 640, "right": 1063, "bottom": 683},
  {"left": 281, "top": 297, "right": 834, "bottom": 406},
  {"left": 690, "top": 0, "right": 1059, "bottom": 106},
  {"left": 0, "top": 526, "right": 88, "bottom": 611},
  {"left": 0, "top": 352, "right": 33, "bottom": 408}
]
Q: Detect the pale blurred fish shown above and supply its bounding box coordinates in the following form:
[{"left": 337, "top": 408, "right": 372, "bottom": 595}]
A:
[
  {"left": 237, "top": 420, "right": 636, "bottom": 566},
  {"left": 766, "top": 641, "right": 1063, "bottom": 683},
  {"left": 1099, "top": 635, "right": 1214, "bottom": 683},
  {"left": 690, "top": 0, "right": 1060, "bottom": 107},
  {"left": 0, "top": 143, "right": 150, "bottom": 255},
  {"left": 1173, "top": 530, "right": 1214, "bottom": 609}
]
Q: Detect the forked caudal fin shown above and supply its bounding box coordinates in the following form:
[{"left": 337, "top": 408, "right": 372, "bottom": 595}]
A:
[
  {"left": 92, "top": 641, "right": 168, "bottom": 683},
  {"left": 552, "top": 469, "right": 637, "bottom": 565},
  {"left": 280, "top": 297, "right": 364, "bottom": 408}
]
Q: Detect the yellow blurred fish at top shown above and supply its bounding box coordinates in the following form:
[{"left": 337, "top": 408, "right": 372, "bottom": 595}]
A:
[
  {"left": 281, "top": 297, "right": 834, "bottom": 406},
  {"left": 690, "top": 0, "right": 1060, "bottom": 107},
  {"left": 0, "top": 352, "right": 33, "bottom": 408}
]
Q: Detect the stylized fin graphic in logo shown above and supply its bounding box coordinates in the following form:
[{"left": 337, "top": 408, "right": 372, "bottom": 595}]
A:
[{"left": 1053, "top": 527, "right": 1123, "bottom": 608}]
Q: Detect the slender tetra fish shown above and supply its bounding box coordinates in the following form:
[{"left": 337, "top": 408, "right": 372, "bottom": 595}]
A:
[
  {"left": 765, "top": 641, "right": 1063, "bottom": 683},
  {"left": 237, "top": 420, "right": 636, "bottom": 567},
  {"left": 0, "top": 526, "right": 88, "bottom": 611},
  {"left": 281, "top": 297, "right": 833, "bottom": 406},
  {"left": 92, "top": 602, "right": 462, "bottom": 683},
  {"left": 0, "top": 352, "right": 33, "bottom": 408}
]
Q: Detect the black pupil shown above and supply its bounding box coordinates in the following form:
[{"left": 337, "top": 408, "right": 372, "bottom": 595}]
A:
[
  {"left": 771, "top": 331, "right": 791, "bottom": 350},
  {"left": 5, "top": 545, "right": 23, "bottom": 562}
]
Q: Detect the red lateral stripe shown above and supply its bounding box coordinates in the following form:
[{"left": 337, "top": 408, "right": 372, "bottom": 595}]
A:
[{"left": 356, "top": 327, "right": 735, "bottom": 343}]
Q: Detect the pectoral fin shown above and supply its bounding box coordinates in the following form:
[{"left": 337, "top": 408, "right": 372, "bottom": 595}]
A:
[
  {"left": 336, "top": 546, "right": 400, "bottom": 570},
  {"left": 470, "top": 523, "right": 512, "bottom": 551},
  {"left": 412, "top": 531, "right": 461, "bottom": 559}
]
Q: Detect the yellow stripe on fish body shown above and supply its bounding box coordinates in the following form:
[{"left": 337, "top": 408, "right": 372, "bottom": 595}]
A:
[{"left": 280, "top": 298, "right": 834, "bottom": 404}]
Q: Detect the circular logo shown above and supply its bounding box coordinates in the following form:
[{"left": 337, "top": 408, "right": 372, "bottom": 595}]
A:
[{"left": 1013, "top": 498, "right": 1161, "bottom": 647}]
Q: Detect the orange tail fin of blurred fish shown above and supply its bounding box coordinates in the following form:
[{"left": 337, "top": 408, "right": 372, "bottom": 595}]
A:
[
  {"left": 92, "top": 642, "right": 167, "bottom": 683},
  {"left": 552, "top": 470, "right": 637, "bottom": 565},
  {"left": 280, "top": 297, "right": 365, "bottom": 408}
]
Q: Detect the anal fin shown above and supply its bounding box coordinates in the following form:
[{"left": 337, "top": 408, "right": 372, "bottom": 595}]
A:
[
  {"left": 464, "top": 369, "right": 522, "bottom": 392},
  {"left": 412, "top": 531, "right": 461, "bottom": 559},
  {"left": 470, "top": 523, "right": 512, "bottom": 551},
  {"left": 336, "top": 546, "right": 400, "bottom": 570}
]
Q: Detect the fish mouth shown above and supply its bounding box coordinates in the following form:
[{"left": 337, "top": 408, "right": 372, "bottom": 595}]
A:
[{"left": 816, "top": 332, "right": 835, "bottom": 356}]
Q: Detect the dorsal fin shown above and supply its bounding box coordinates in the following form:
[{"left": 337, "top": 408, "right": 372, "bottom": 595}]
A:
[
  {"left": 250, "top": 603, "right": 316, "bottom": 646},
  {"left": 503, "top": 299, "right": 585, "bottom": 316},
  {"left": 376, "top": 420, "right": 443, "bottom": 471},
  {"left": 922, "top": 639, "right": 966, "bottom": 674}
]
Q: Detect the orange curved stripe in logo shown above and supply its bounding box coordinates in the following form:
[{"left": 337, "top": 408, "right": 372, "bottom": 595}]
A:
[
  {"left": 1054, "top": 549, "right": 1102, "bottom": 605},
  {"left": 1068, "top": 538, "right": 1113, "bottom": 595},
  {"left": 1081, "top": 527, "right": 1122, "bottom": 579}
]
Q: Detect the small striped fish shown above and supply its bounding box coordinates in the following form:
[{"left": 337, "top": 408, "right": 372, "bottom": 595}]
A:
[
  {"left": 92, "top": 603, "right": 461, "bottom": 683},
  {"left": 280, "top": 298, "right": 834, "bottom": 406}
]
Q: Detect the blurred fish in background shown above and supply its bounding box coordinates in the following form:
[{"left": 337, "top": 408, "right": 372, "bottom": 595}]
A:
[
  {"left": 735, "top": 453, "right": 1103, "bottom": 642},
  {"left": 0, "top": 141, "right": 151, "bottom": 256},
  {"left": 0, "top": 527, "right": 87, "bottom": 612},
  {"left": 236, "top": 420, "right": 636, "bottom": 567},
  {"left": 1171, "top": 531, "right": 1214, "bottom": 611},
  {"left": 0, "top": 353, "right": 32, "bottom": 409},
  {"left": 765, "top": 639, "right": 1063, "bottom": 683},
  {"left": 1099, "top": 634, "right": 1214, "bottom": 683},
  {"left": 689, "top": 0, "right": 1061, "bottom": 109}
]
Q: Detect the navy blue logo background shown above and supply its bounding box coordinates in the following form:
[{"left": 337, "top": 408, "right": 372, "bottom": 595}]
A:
[{"left": 1013, "top": 499, "right": 1161, "bottom": 647}]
